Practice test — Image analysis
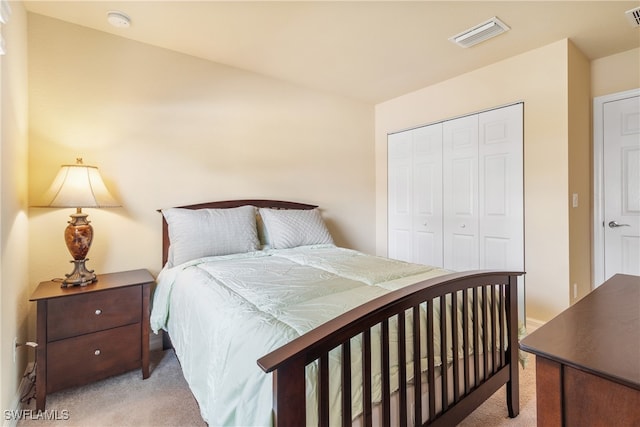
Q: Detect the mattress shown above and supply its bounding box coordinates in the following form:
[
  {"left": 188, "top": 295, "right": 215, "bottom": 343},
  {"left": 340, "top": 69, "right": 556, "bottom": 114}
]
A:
[{"left": 150, "top": 244, "right": 454, "bottom": 426}]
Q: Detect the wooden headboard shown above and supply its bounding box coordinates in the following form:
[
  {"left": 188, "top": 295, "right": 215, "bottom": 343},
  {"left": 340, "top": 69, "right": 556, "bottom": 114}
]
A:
[{"left": 161, "top": 199, "right": 318, "bottom": 267}]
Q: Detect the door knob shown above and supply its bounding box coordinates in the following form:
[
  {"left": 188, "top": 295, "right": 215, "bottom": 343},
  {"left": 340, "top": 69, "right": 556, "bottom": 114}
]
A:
[{"left": 608, "top": 221, "right": 631, "bottom": 228}]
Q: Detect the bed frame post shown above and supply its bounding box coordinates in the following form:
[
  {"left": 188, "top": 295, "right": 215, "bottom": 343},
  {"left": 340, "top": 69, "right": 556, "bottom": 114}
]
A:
[
  {"left": 272, "top": 355, "right": 306, "bottom": 427},
  {"left": 506, "top": 274, "right": 520, "bottom": 417}
]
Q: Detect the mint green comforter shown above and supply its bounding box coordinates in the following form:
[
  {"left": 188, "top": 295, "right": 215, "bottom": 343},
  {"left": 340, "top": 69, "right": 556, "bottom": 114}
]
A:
[{"left": 150, "top": 245, "right": 450, "bottom": 426}]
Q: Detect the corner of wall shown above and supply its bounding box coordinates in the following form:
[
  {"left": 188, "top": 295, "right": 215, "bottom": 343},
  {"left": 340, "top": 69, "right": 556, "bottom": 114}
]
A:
[
  {"left": 567, "top": 40, "right": 592, "bottom": 302},
  {"left": 1, "top": 0, "right": 31, "bottom": 419}
]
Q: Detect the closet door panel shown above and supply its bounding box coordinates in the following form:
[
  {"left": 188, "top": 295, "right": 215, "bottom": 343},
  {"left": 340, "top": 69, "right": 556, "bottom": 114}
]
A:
[
  {"left": 450, "top": 234, "right": 478, "bottom": 271},
  {"left": 444, "top": 115, "right": 479, "bottom": 271},
  {"left": 413, "top": 124, "right": 443, "bottom": 266},
  {"left": 452, "top": 157, "right": 476, "bottom": 215},
  {"left": 483, "top": 237, "right": 510, "bottom": 269},
  {"left": 388, "top": 132, "right": 413, "bottom": 262},
  {"left": 479, "top": 104, "right": 524, "bottom": 270}
]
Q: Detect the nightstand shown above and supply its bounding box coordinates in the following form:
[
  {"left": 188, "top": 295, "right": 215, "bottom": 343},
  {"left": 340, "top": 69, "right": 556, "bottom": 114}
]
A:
[{"left": 29, "top": 269, "right": 154, "bottom": 411}]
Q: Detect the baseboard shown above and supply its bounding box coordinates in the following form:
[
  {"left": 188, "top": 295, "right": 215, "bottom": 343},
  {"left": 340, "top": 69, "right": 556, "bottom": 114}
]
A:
[
  {"left": 3, "top": 362, "right": 35, "bottom": 427},
  {"left": 525, "top": 317, "right": 545, "bottom": 334}
]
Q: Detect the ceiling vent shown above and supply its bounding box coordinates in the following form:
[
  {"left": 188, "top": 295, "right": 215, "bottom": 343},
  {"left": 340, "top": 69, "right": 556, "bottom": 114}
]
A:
[
  {"left": 449, "top": 17, "right": 510, "bottom": 48},
  {"left": 625, "top": 7, "right": 640, "bottom": 28}
]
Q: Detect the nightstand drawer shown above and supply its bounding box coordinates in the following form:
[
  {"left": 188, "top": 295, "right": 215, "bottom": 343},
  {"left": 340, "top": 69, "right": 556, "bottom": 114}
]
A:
[
  {"left": 48, "top": 286, "right": 141, "bottom": 341},
  {"left": 47, "top": 323, "right": 142, "bottom": 393}
]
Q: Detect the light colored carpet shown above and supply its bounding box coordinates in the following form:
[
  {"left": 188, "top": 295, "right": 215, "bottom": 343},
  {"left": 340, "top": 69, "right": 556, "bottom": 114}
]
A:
[
  {"left": 18, "top": 350, "right": 206, "bottom": 427},
  {"left": 459, "top": 357, "right": 537, "bottom": 427},
  {"left": 18, "top": 350, "right": 536, "bottom": 426}
]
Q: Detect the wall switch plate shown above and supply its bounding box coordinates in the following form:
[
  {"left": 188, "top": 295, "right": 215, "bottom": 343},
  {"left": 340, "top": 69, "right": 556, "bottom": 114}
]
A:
[{"left": 572, "top": 193, "right": 579, "bottom": 208}]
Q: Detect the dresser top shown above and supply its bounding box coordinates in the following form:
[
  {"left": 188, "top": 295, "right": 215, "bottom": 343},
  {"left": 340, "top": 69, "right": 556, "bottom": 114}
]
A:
[
  {"left": 520, "top": 274, "right": 640, "bottom": 390},
  {"left": 30, "top": 269, "right": 154, "bottom": 301}
]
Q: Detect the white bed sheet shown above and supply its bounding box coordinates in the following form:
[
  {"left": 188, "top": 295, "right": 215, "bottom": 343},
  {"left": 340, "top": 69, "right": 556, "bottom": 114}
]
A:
[{"left": 150, "top": 245, "right": 450, "bottom": 426}]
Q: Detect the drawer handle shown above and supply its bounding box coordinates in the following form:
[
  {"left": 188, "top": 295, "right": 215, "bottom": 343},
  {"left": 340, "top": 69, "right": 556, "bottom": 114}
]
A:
[
  {"left": 94, "top": 349, "right": 101, "bottom": 356},
  {"left": 95, "top": 309, "right": 102, "bottom": 315}
]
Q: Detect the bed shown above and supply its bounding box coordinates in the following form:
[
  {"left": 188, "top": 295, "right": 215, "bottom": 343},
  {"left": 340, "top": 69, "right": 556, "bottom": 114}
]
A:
[{"left": 150, "top": 199, "right": 522, "bottom": 426}]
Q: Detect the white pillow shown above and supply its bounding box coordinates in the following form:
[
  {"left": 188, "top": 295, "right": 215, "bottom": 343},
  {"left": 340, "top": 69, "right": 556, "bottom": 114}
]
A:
[
  {"left": 162, "top": 206, "right": 259, "bottom": 266},
  {"left": 259, "top": 208, "right": 334, "bottom": 249}
]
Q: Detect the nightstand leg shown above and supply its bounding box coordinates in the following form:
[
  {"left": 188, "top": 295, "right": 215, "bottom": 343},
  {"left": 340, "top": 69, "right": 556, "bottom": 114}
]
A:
[
  {"left": 142, "top": 283, "right": 150, "bottom": 379},
  {"left": 36, "top": 300, "right": 47, "bottom": 411}
]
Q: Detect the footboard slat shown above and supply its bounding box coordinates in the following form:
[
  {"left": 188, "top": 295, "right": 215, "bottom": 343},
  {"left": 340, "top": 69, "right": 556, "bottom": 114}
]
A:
[
  {"left": 341, "top": 341, "right": 352, "bottom": 426},
  {"left": 257, "top": 270, "right": 523, "bottom": 427},
  {"left": 412, "top": 304, "right": 422, "bottom": 425},
  {"left": 381, "top": 319, "right": 391, "bottom": 426},
  {"left": 362, "top": 329, "right": 372, "bottom": 427},
  {"left": 462, "top": 288, "right": 470, "bottom": 395},
  {"left": 451, "top": 292, "right": 460, "bottom": 402},
  {"left": 472, "top": 287, "right": 480, "bottom": 387},
  {"left": 491, "top": 286, "right": 502, "bottom": 373},
  {"left": 319, "top": 354, "right": 329, "bottom": 426},
  {"left": 482, "top": 286, "right": 489, "bottom": 380},
  {"left": 440, "top": 295, "right": 449, "bottom": 413},
  {"left": 397, "top": 312, "right": 408, "bottom": 427},
  {"left": 499, "top": 286, "right": 506, "bottom": 367},
  {"left": 426, "top": 300, "right": 436, "bottom": 421}
]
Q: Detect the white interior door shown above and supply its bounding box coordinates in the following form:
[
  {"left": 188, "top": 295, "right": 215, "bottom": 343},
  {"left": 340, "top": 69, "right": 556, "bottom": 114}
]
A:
[{"left": 603, "top": 94, "right": 640, "bottom": 281}]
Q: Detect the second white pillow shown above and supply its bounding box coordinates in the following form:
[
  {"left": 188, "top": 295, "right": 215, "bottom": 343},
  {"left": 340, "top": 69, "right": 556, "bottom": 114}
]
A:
[{"left": 259, "top": 208, "right": 334, "bottom": 249}]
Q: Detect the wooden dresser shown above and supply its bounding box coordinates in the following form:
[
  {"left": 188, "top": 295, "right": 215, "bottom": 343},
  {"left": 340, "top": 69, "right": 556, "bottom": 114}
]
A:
[
  {"left": 519, "top": 274, "right": 640, "bottom": 426},
  {"left": 30, "top": 269, "right": 154, "bottom": 411}
]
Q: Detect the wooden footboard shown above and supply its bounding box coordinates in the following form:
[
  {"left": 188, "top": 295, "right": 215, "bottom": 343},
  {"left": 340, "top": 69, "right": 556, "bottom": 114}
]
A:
[{"left": 258, "top": 270, "right": 522, "bottom": 427}]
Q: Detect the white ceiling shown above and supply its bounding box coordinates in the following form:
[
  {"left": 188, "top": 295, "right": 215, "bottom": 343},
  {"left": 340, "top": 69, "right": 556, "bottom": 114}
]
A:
[{"left": 23, "top": 1, "right": 640, "bottom": 103}]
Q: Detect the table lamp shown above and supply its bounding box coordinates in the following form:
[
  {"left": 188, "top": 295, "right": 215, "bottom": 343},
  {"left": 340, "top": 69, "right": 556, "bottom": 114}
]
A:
[{"left": 41, "top": 158, "right": 120, "bottom": 287}]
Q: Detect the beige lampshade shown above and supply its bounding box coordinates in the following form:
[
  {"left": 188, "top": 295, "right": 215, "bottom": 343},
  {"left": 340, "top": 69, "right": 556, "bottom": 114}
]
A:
[{"left": 42, "top": 161, "right": 120, "bottom": 208}]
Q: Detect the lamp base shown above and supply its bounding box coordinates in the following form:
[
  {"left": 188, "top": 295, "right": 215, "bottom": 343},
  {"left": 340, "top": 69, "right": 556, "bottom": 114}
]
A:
[{"left": 62, "top": 259, "right": 97, "bottom": 287}]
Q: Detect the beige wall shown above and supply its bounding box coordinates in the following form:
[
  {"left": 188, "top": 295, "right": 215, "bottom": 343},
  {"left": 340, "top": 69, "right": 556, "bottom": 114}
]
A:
[
  {"left": 27, "top": 14, "right": 375, "bottom": 288},
  {"left": 1, "top": 0, "right": 29, "bottom": 416},
  {"left": 376, "top": 39, "right": 577, "bottom": 322},
  {"left": 591, "top": 48, "right": 640, "bottom": 97},
  {"left": 567, "top": 42, "right": 592, "bottom": 303}
]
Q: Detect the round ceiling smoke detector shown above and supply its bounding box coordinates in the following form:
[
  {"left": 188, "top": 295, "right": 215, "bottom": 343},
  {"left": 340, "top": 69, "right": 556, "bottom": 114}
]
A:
[{"left": 107, "top": 11, "right": 131, "bottom": 28}]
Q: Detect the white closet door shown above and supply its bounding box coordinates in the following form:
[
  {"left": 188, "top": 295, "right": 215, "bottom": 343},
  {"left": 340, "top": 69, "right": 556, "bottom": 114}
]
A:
[
  {"left": 443, "top": 115, "right": 479, "bottom": 271},
  {"left": 413, "top": 124, "right": 443, "bottom": 266},
  {"left": 388, "top": 131, "right": 413, "bottom": 262},
  {"left": 388, "top": 103, "right": 523, "bottom": 276},
  {"left": 388, "top": 124, "right": 443, "bottom": 265},
  {"left": 478, "top": 104, "right": 524, "bottom": 271}
]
